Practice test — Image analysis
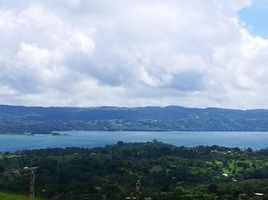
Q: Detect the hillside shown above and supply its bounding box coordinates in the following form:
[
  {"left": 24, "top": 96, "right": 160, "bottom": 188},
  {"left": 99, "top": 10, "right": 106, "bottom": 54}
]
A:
[
  {"left": 1, "top": 105, "right": 268, "bottom": 133},
  {"left": 0, "top": 142, "right": 267, "bottom": 199}
]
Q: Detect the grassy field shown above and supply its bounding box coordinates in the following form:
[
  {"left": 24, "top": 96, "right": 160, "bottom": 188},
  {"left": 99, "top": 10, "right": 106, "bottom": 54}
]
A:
[
  {"left": 0, "top": 192, "right": 29, "bottom": 200},
  {"left": 0, "top": 192, "right": 44, "bottom": 200}
]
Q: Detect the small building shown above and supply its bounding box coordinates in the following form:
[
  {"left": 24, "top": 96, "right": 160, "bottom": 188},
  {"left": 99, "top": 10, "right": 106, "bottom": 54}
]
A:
[{"left": 254, "top": 193, "right": 264, "bottom": 196}]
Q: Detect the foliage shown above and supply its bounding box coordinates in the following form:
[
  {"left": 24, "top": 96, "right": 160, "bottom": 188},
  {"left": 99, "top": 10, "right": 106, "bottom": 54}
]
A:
[
  {"left": 0, "top": 142, "right": 267, "bottom": 199},
  {"left": 2, "top": 105, "right": 268, "bottom": 133}
]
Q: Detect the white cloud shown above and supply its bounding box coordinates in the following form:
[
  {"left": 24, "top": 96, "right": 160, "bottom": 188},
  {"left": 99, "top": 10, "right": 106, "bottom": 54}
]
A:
[{"left": 0, "top": 0, "right": 268, "bottom": 108}]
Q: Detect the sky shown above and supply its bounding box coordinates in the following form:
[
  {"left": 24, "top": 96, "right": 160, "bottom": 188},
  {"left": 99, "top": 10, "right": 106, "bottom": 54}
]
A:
[
  {"left": 0, "top": 0, "right": 268, "bottom": 109},
  {"left": 239, "top": 0, "right": 268, "bottom": 37}
]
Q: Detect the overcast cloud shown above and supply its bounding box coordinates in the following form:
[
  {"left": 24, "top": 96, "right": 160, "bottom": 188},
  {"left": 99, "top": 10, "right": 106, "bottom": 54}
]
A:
[{"left": 0, "top": 0, "right": 268, "bottom": 108}]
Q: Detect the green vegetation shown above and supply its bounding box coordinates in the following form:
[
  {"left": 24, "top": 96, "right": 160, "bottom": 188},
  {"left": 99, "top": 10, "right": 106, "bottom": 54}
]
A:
[
  {"left": 0, "top": 142, "right": 267, "bottom": 199},
  {"left": 0, "top": 192, "right": 28, "bottom": 200},
  {"left": 0, "top": 191, "right": 43, "bottom": 200},
  {"left": 2, "top": 105, "right": 268, "bottom": 134}
]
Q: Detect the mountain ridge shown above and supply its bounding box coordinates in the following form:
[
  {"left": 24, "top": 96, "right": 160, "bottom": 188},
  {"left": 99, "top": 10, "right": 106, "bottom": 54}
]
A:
[{"left": 1, "top": 105, "right": 268, "bottom": 133}]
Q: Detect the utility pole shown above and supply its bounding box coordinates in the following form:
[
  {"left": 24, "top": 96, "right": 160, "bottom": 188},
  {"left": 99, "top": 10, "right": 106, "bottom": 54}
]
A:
[
  {"left": 136, "top": 180, "right": 141, "bottom": 200},
  {"left": 125, "top": 180, "right": 142, "bottom": 200},
  {"left": 24, "top": 167, "right": 38, "bottom": 200}
]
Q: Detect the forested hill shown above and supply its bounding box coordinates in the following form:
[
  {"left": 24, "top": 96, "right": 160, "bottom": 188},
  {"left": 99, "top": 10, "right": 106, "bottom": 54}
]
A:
[
  {"left": 0, "top": 142, "right": 268, "bottom": 199},
  {"left": 1, "top": 105, "right": 268, "bottom": 133}
]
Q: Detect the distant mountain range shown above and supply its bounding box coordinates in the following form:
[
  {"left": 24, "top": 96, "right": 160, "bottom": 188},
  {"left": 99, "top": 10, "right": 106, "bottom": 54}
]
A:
[{"left": 1, "top": 105, "right": 268, "bottom": 134}]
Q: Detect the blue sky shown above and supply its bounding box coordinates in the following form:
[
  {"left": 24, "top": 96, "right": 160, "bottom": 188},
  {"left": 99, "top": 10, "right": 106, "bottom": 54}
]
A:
[{"left": 239, "top": 0, "right": 268, "bottom": 37}]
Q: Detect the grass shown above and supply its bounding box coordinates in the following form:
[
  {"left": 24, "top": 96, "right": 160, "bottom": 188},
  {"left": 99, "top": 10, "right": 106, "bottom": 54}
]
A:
[
  {"left": 0, "top": 191, "right": 44, "bottom": 200},
  {"left": 0, "top": 192, "right": 29, "bottom": 200}
]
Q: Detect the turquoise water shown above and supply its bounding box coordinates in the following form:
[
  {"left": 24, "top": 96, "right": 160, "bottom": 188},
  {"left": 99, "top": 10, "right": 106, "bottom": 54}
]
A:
[{"left": 0, "top": 131, "right": 268, "bottom": 152}]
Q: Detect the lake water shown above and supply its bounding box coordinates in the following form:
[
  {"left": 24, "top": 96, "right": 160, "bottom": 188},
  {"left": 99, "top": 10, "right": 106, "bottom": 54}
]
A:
[{"left": 0, "top": 131, "right": 268, "bottom": 152}]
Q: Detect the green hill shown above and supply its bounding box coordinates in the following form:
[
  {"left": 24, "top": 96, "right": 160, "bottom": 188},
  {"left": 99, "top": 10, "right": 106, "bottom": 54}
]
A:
[
  {"left": 0, "top": 142, "right": 267, "bottom": 199},
  {"left": 1, "top": 105, "right": 268, "bottom": 133}
]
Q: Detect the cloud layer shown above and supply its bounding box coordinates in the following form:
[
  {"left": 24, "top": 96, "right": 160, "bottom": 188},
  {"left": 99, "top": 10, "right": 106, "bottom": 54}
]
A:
[{"left": 0, "top": 0, "right": 268, "bottom": 108}]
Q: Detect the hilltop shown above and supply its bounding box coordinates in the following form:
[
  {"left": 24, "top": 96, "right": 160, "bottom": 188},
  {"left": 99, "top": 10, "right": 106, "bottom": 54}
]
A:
[{"left": 1, "top": 105, "right": 268, "bottom": 133}]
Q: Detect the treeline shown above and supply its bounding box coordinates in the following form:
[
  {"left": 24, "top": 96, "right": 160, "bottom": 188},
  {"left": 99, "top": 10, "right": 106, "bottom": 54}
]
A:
[
  {"left": 0, "top": 142, "right": 267, "bottom": 199},
  {"left": 2, "top": 105, "right": 268, "bottom": 133}
]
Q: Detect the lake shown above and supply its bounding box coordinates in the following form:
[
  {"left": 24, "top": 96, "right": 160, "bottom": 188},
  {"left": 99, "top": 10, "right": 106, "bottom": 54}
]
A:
[{"left": 0, "top": 131, "right": 268, "bottom": 152}]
